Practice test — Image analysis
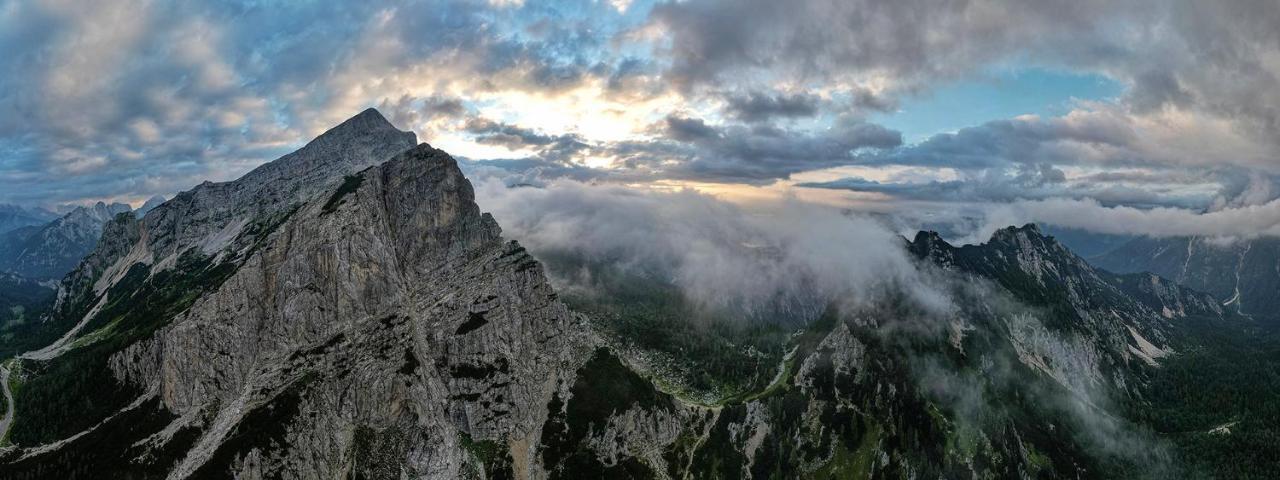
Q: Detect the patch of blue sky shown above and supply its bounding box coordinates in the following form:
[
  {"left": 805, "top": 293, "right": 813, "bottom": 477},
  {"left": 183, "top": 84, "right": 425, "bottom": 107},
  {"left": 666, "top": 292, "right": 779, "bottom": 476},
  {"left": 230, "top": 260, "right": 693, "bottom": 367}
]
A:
[{"left": 873, "top": 67, "right": 1124, "bottom": 144}]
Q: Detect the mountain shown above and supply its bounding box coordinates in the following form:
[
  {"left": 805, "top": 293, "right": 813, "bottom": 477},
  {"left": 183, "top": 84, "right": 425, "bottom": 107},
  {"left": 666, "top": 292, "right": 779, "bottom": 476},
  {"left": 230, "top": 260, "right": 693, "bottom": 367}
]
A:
[
  {"left": 0, "top": 109, "right": 1269, "bottom": 478},
  {"left": 1092, "top": 236, "right": 1280, "bottom": 322},
  {"left": 135, "top": 195, "right": 167, "bottom": 217},
  {"left": 0, "top": 202, "right": 132, "bottom": 280},
  {"left": 1040, "top": 225, "right": 1136, "bottom": 258},
  {"left": 0, "top": 205, "right": 55, "bottom": 235},
  {"left": 910, "top": 224, "right": 1220, "bottom": 370}
]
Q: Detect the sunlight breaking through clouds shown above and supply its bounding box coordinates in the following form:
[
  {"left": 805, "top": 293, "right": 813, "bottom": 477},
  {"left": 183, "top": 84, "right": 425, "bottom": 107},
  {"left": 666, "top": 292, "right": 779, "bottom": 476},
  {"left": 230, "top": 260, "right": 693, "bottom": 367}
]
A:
[{"left": 1, "top": 0, "right": 1279, "bottom": 238}]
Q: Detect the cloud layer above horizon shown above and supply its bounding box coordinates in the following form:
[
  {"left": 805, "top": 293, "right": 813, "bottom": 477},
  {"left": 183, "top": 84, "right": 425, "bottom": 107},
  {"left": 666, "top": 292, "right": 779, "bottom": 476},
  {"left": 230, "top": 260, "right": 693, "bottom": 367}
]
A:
[{"left": 2, "top": 0, "right": 1280, "bottom": 238}]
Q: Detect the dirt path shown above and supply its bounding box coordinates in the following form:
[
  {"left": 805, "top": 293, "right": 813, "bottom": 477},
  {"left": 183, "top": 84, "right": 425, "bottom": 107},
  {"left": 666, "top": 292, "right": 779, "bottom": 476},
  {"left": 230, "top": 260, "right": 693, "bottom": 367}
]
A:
[{"left": 0, "top": 364, "right": 13, "bottom": 442}]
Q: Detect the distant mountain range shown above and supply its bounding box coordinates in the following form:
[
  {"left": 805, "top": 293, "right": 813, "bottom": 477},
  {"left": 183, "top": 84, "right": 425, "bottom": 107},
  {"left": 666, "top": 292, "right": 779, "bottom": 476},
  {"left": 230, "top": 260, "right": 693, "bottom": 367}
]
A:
[
  {"left": 0, "top": 201, "right": 132, "bottom": 281},
  {"left": 0, "top": 205, "right": 55, "bottom": 236},
  {"left": 1093, "top": 236, "right": 1280, "bottom": 323},
  {"left": 0, "top": 109, "right": 1275, "bottom": 478}
]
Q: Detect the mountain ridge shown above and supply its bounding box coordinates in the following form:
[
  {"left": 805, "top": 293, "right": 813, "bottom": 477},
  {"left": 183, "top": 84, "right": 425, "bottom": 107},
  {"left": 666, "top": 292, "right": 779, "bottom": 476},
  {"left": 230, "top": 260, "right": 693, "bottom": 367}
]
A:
[{"left": 0, "top": 109, "right": 1257, "bottom": 478}]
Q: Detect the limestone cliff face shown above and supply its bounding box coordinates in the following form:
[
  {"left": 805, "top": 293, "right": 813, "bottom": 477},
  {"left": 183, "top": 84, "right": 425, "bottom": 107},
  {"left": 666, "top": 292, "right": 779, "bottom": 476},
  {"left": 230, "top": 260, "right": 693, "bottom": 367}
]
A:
[
  {"left": 0, "top": 110, "right": 595, "bottom": 479},
  {"left": 108, "top": 144, "right": 589, "bottom": 479}
]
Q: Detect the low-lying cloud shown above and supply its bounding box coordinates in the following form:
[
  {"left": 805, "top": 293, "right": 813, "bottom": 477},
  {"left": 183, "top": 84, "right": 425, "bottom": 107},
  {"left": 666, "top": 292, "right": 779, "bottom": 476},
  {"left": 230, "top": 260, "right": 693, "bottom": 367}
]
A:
[
  {"left": 979, "top": 197, "right": 1280, "bottom": 241},
  {"left": 472, "top": 178, "right": 1171, "bottom": 471},
  {"left": 472, "top": 178, "right": 950, "bottom": 320}
]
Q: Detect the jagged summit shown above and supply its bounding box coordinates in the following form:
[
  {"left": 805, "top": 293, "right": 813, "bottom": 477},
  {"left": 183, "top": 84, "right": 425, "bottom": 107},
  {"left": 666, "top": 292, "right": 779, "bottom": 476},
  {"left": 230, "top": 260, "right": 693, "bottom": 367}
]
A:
[
  {"left": 0, "top": 110, "right": 1247, "bottom": 478},
  {"left": 123, "top": 108, "right": 418, "bottom": 260},
  {"left": 335, "top": 107, "right": 400, "bottom": 134},
  {"left": 63, "top": 201, "right": 131, "bottom": 224},
  {"left": 236, "top": 107, "right": 415, "bottom": 188},
  {"left": 987, "top": 222, "right": 1047, "bottom": 244},
  {"left": 0, "top": 111, "right": 575, "bottom": 478}
]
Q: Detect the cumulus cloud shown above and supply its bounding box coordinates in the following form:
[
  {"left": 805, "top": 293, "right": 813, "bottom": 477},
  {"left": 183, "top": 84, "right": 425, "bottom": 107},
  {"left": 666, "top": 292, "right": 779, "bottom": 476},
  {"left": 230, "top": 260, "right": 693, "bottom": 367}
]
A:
[
  {"left": 2, "top": 0, "right": 1279, "bottom": 239},
  {"left": 798, "top": 106, "right": 1278, "bottom": 221},
  {"left": 0, "top": 0, "right": 658, "bottom": 207},
  {"left": 631, "top": 115, "right": 903, "bottom": 183},
  {"left": 646, "top": 0, "right": 1280, "bottom": 146}
]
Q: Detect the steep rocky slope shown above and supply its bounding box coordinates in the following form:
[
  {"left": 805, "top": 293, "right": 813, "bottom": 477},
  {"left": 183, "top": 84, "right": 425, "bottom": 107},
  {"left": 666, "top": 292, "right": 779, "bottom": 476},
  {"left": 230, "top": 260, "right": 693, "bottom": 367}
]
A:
[
  {"left": 0, "top": 110, "right": 596, "bottom": 479},
  {"left": 523, "top": 225, "right": 1207, "bottom": 479}
]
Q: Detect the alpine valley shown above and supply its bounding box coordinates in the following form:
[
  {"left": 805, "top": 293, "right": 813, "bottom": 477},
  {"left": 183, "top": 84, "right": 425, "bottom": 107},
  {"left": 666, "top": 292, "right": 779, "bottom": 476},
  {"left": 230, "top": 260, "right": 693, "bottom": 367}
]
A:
[{"left": 0, "top": 110, "right": 1277, "bottom": 480}]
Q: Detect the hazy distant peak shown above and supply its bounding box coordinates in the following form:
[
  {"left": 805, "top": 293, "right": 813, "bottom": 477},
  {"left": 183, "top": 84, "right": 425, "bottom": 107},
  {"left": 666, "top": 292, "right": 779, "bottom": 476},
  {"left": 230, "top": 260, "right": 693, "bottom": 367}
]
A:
[{"left": 135, "top": 195, "right": 166, "bottom": 217}]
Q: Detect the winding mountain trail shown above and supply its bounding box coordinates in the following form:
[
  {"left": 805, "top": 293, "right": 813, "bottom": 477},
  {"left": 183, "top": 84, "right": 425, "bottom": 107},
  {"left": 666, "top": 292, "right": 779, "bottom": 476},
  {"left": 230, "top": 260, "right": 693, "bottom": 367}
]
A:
[
  {"left": 0, "top": 294, "right": 97, "bottom": 441},
  {"left": 0, "top": 363, "right": 13, "bottom": 443}
]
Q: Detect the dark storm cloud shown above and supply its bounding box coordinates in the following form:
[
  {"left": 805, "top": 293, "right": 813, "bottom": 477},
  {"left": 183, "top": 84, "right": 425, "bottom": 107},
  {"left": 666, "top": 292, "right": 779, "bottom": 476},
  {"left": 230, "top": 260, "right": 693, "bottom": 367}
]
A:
[
  {"left": 460, "top": 113, "right": 902, "bottom": 185},
  {"left": 724, "top": 92, "right": 820, "bottom": 123},
  {"left": 3, "top": 0, "right": 1280, "bottom": 223},
  {"left": 851, "top": 115, "right": 1138, "bottom": 170},
  {"left": 628, "top": 115, "right": 903, "bottom": 184},
  {"left": 662, "top": 115, "right": 720, "bottom": 142},
  {"left": 799, "top": 170, "right": 1211, "bottom": 209},
  {"left": 646, "top": 0, "right": 1280, "bottom": 152}
]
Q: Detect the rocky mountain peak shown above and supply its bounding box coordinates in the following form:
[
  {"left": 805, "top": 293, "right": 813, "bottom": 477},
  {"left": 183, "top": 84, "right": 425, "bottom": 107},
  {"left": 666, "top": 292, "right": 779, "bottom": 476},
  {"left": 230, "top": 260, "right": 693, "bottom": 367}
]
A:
[
  {"left": 987, "top": 222, "right": 1047, "bottom": 245},
  {"left": 237, "top": 107, "right": 414, "bottom": 186},
  {"left": 906, "top": 230, "right": 955, "bottom": 266},
  {"left": 63, "top": 202, "right": 131, "bottom": 225},
  {"left": 332, "top": 107, "right": 400, "bottom": 136},
  {"left": 0, "top": 201, "right": 133, "bottom": 280},
  {"left": 1, "top": 123, "right": 578, "bottom": 478}
]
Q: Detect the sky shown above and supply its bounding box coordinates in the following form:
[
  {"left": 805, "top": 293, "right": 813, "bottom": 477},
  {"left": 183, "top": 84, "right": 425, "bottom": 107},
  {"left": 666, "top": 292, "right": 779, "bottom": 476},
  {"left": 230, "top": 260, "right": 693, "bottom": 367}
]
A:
[{"left": 3, "top": 0, "right": 1280, "bottom": 238}]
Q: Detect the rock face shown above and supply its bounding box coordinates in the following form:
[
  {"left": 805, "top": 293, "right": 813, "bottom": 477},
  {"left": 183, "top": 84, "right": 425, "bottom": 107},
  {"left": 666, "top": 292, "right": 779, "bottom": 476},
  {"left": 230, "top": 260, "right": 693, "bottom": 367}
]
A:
[
  {"left": 909, "top": 224, "right": 1219, "bottom": 379},
  {"left": 1093, "top": 236, "right": 1280, "bottom": 322},
  {"left": 0, "top": 201, "right": 131, "bottom": 280},
  {"left": 117, "top": 143, "right": 586, "bottom": 479},
  {"left": 0, "top": 110, "right": 1217, "bottom": 479},
  {"left": 0, "top": 110, "right": 594, "bottom": 479}
]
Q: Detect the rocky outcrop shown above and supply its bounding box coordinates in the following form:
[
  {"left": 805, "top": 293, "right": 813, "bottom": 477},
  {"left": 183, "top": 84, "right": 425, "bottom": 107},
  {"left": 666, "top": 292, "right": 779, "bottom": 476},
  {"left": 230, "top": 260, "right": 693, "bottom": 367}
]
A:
[
  {"left": 115, "top": 144, "right": 588, "bottom": 478},
  {"left": 0, "top": 111, "right": 597, "bottom": 479},
  {"left": 908, "top": 224, "right": 1208, "bottom": 376}
]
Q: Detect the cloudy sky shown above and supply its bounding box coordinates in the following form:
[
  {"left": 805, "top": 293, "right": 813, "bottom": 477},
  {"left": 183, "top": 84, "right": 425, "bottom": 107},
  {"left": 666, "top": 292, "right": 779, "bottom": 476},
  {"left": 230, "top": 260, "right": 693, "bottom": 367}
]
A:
[{"left": 3, "top": 0, "right": 1280, "bottom": 237}]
